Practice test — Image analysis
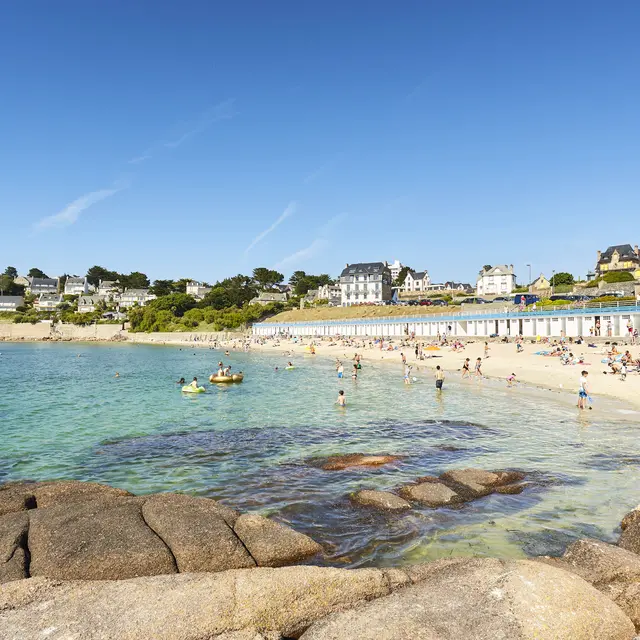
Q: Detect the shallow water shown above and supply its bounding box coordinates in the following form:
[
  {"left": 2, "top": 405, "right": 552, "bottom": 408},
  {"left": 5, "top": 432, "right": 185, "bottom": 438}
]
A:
[{"left": 1, "top": 342, "right": 639, "bottom": 566}]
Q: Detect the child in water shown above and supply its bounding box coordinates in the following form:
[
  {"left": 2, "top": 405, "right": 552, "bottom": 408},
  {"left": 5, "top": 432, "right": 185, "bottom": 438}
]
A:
[
  {"left": 190, "top": 377, "right": 199, "bottom": 389},
  {"left": 336, "top": 390, "right": 346, "bottom": 406},
  {"left": 507, "top": 373, "right": 516, "bottom": 387}
]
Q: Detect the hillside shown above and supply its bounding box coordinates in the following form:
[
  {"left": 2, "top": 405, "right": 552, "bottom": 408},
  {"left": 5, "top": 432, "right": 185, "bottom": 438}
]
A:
[{"left": 263, "top": 304, "right": 461, "bottom": 323}]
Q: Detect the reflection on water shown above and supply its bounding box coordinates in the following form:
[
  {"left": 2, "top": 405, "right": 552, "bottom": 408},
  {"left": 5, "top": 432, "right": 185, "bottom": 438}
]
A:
[{"left": 1, "top": 342, "right": 640, "bottom": 566}]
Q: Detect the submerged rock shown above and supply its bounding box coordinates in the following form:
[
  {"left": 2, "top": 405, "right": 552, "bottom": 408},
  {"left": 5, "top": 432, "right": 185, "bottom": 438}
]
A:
[
  {"left": 399, "top": 482, "right": 463, "bottom": 508},
  {"left": 439, "top": 468, "right": 525, "bottom": 500},
  {"left": 350, "top": 490, "right": 412, "bottom": 512},
  {"left": 317, "top": 454, "right": 402, "bottom": 471},
  {"left": 299, "top": 558, "right": 636, "bottom": 639}
]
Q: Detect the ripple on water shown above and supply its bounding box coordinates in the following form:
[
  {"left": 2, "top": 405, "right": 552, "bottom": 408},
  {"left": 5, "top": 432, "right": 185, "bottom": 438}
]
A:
[{"left": 2, "top": 342, "right": 640, "bottom": 566}]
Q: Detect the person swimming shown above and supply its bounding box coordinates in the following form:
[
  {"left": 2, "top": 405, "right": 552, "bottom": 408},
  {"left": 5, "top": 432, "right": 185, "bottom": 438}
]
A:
[
  {"left": 177, "top": 377, "right": 185, "bottom": 384},
  {"left": 115, "top": 372, "right": 120, "bottom": 378}
]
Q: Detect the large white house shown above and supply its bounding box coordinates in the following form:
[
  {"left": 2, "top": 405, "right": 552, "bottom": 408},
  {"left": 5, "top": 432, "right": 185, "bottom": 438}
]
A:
[
  {"left": 78, "top": 295, "right": 106, "bottom": 313},
  {"left": 387, "top": 260, "right": 404, "bottom": 282},
  {"left": 64, "top": 277, "right": 89, "bottom": 296},
  {"left": 98, "top": 280, "right": 121, "bottom": 297},
  {"left": 476, "top": 265, "right": 517, "bottom": 297},
  {"left": 403, "top": 270, "right": 431, "bottom": 292},
  {"left": 35, "top": 294, "right": 63, "bottom": 311},
  {"left": 118, "top": 289, "right": 156, "bottom": 308},
  {"left": 186, "top": 281, "right": 212, "bottom": 299},
  {"left": 28, "top": 278, "right": 59, "bottom": 295},
  {"left": 340, "top": 262, "right": 392, "bottom": 306}
]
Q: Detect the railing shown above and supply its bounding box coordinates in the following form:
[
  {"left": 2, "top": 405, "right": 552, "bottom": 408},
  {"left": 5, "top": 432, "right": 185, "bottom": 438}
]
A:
[{"left": 254, "top": 301, "right": 640, "bottom": 328}]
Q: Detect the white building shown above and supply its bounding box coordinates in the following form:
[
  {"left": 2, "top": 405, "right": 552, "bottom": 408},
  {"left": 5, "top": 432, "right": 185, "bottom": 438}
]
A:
[
  {"left": 445, "top": 281, "right": 472, "bottom": 292},
  {"left": 0, "top": 296, "right": 24, "bottom": 312},
  {"left": 35, "top": 294, "right": 63, "bottom": 311},
  {"left": 403, "top": 270, "right": 431, "bottom": 292},
  {"left": 476, "top": 265, "right": 517, "bottom": 297},
  {"left": 186, "top": 281, "right": 212, "bottom": 299},
  {"left": 64, "top": 277, "right": 89, "bottom": 296},
  {"left": 78, "top": 295, "right": 106, "bottom": 313},
  {"left": 118, "top": 289, "right": 156, "bottom": 309},
  {"left": 387, "top": 260, "right": 404, "bottom": 282},
  {"left": 340, "top": 262, "right": 392, "bottom": 306},
  {"left": 98, "top": 280, "right": 121, "bottom": 298},
  {"left": 318, "top": 284, "right": 341, "bottom": 306}
]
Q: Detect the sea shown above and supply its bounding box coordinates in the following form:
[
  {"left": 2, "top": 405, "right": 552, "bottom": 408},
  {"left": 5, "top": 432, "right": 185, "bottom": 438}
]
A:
[{"left": 1, "top": 341, "right": 639, "bottom": 567}]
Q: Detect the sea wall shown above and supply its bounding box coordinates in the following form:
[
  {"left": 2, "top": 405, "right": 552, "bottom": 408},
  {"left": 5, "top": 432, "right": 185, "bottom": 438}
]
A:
[{"left": 126, "top": 330, "right": 246, "bottom": 345}]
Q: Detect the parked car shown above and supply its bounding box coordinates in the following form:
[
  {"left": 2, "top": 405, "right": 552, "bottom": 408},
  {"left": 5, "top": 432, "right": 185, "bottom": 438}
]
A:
[
  {"left": 431, "top": 299, "right": 448, "bottom": 306},
  {"left": 493, "top": 296, "right": 512, "bottom": 302},
  {"left": 406, "top": 300, "right": 419, "bottom": 306},
  {"left": 460, "top": 297, "right": 488, "bottom": 304},
  {"left": 419, "top": 299, "right": 432, "bottom": 306},
  {"left": 513, "top": 294, "right": 539, "bottom": 305}
]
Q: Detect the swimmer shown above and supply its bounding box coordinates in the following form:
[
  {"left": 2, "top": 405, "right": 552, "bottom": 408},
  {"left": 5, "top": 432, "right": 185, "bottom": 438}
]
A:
[
  {"left": 287, "top": 361, "right": 293, "bottom": 367},
  {"left": 225, "top": 351, "right": 230, "bottom": 356},
  {"left": 336, "top": 390, "right": 346, "bottom": 406},
  {"left": 177, "top": 378, "right": 185, "bottom": 384},
  {"left": 275, "top": 367, "right": 279, "bottom": 372},
  {"left": 352, "top": 364, "right": 358, "bottom": 380},
  {"left": 115, "top": 372, "right": 120, "bottom": 378}
]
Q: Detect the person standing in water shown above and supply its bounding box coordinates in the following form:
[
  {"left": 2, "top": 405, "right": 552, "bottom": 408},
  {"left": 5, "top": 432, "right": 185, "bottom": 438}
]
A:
[
  {"left": 475, "top": 358, "right": 483, "bottom": 378},
  {"left": 336, "top": 390, "right": 346, "bottom": 406},
  {"left": 337, "top": 362, "right": 344, "bottom": 379},
  {"left": 462, "top": 358, "right": 471, "bottom": 378},
  {"left": 435, "top": 366, "right": 445, "bottom": 390},
  {"left": 578, "top": 370, "right": 591, "bottom": 409}
]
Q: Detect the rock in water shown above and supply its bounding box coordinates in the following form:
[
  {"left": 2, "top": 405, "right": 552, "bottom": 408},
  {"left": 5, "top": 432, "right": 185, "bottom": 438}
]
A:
[
  {"left": 299, "top": 558, "right": 636, "bottom": 639},
  {"left": 439, "top": 469, "right": 500, "bottom": 499},
  {"left": 350, "top": 490, "right": 412, "bottom": 511},
  {"left": 398, "top": 482, "right": 463, "bottom": 507},
  {"left": 233, "top": 514, "right": 323, "bottom": 567},
  {"left": 142, "top": 493, "right": 255, "bottom": 572},
  {"left": 318, "top": 454, "right": 401, "bottom": 471}
]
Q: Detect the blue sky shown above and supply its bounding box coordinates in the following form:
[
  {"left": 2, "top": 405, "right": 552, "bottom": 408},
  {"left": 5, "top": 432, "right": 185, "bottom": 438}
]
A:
[{"left": 2, "top": 1, "right": 639, "bottom": 285}]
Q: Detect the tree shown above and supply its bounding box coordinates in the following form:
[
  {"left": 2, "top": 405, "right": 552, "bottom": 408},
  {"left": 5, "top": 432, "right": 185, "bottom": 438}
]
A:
[
  {"left": 121, "top": 271, "right": 150, "bottom": 290},
  {"left": 482, "top": 265, "right": 492, "bottom": 273},
  {"left": 3, "top": 266, "right": 18, "bottom": 278},
  {"left": 28, "top": 268, "right": 48, "bottom": 279},
  {"left": 252, "top": 268, "right": 284, "bottom": 289},
  {"left": 550, "top": 272, "right": 574, "bottom": 286},
  {"left": 288, "top": 271, "right": 307, "bottom": 288},
  {"left": 199, "top": 286, "right": 230, "bottom": 310},
  {"left": 393, "top": 266, "right": 412, "bottom": 287},
  {"left": 0, "top": 275, "right": 24, "bottom": 296},
  {"left": 149, "top": 280, "right": 175, "bottom": 297},
  {"left": 147, "top": 293, "right": 196, "bottom": 317},
  {"left": 86, "top": 266, "right": 118, "bottom": 287},
  {"left": 172, "top": 278, "right": 191, "bottom": 294}
]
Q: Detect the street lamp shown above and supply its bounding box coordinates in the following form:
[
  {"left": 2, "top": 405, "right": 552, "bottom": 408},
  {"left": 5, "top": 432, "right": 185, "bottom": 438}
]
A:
[
  {"left": 551, "top": 270, "right": 555, "bottom": 296},
  {"left": 526, "top": 264, "right": 531, "bottom": 292}
]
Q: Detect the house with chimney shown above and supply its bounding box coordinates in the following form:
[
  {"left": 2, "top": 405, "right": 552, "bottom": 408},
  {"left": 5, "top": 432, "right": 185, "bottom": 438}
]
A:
[
  {"left": 476, "top": 265, "right": 517, "bottom": 297},
  {"left": 403, "top": 270, "right": 431, "bottom": 292},
  {"left": 595, "top": 244, "right": 640, "bottom": 279},
  {"left": 339, "top": 262, "right": 392, "bottom": 306}
]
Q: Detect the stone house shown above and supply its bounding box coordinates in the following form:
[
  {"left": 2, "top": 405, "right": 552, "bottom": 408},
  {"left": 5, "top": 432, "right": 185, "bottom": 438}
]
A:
[
  {"left": 595, "top": 244, "right": 640, "bottom": 278},
  {"left": 476, "top": 265, "right": 517, "bottom": 297},
  {"left": 340, "top": 262, "right": 392, "bottom": 306},
  {"left": 530, "top": 274, "right": 551, "bottom": 293},
  {"left": 249, "top": 292, "right": 289, "bottom": 306},
  {"left": 98, "top": 280, "right": 121, "bottom": 298}
]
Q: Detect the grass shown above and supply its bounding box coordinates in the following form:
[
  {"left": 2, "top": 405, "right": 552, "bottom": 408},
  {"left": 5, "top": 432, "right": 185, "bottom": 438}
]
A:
[{"left": 264, "top": 304, "right": 461, "bottom": 323}]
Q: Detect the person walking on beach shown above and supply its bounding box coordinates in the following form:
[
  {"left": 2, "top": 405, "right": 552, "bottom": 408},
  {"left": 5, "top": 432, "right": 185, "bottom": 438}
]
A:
[
  {"left": 435, "top": 366, "right": 445, "bottom": 391},
  {"left": 462, "top": 358, "right": 471, "bottom": 378},
  {"left": 578, "top": 370, "right": 590, "bottom": 409},
  {"left": 401, "top": 352, "right": 407, "bottom": 365},
  {"left": 507, "top": 373, "right": 516, "bottom": 387},
  {"left": 484, "top": 342, "right": 490, "bottom": 359},
  {"left": 475, "top": 358, "right": 483, "bottom": 378}
]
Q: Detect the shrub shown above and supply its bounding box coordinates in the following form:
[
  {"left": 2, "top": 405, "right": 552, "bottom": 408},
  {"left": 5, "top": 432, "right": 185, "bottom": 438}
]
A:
[{"left": 602, "top": 271, "right": 634, "bottom": 283}]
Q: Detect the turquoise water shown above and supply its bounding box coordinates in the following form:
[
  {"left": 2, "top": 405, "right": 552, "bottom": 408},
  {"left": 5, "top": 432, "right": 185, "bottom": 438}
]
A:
[{"left": 1, "top": 342, "right": 639, "bottom": 566}]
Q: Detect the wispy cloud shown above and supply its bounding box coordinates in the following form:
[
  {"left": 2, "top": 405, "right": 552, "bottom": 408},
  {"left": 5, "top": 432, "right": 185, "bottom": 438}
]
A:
[
  {"left": 128, "top": 99, "right": 236, "bottom": 163},
  {"left": 244, "top": 201, "right": 297, "bottom": 254},
  {"left": 272, "top": 215, "right": 343, "bottom": 270},
  {"left": 35, "top": 185, "right": 126, "bottom": 230}
]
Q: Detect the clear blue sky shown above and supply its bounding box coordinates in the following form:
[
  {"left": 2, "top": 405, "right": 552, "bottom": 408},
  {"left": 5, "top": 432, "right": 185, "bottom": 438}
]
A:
[{"left": 2, "top": 1, "right": 639, "bottom": 285}]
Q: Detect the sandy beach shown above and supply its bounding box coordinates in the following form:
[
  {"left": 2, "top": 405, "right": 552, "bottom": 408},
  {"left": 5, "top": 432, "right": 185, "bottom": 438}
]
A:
[{"left": 244, "top": 336, "right": 640, "bottom": 412}]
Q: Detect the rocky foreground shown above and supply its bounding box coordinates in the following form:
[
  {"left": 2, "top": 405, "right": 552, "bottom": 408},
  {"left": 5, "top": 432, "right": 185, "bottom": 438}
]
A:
[{"left": 3, "top": 479, "right": 640, "bottom": 639}]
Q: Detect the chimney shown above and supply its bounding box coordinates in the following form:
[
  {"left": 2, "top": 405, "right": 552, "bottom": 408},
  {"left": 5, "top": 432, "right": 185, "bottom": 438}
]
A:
[
  {"left": 345, "top": 263, "right": 349, "bottom": 268},
  {"left": 635, "top": 245, "right": 639, "bottom": 257},
  {"left": 597, "top": 250, "right": 601, "bottom": 261}
]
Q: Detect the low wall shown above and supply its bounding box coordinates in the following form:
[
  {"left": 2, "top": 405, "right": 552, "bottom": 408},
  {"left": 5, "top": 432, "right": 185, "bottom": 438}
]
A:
[
  {"left": 0, "top": 323, "right": 52, "bottom": 340},
  {"left": 125, "top": 331, "right": 246, "bottom": 345}
]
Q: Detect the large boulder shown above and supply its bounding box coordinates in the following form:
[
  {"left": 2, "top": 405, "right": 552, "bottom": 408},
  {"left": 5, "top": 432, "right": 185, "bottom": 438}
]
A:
[
  {"left": 299, "top": 558, "right": 636, "bottom": 640},
  {"left": 0, "top": 512, "right": 29, "bottom": 583},
  {"left": 28, "top": 497, "right": 176, "bottom": 580},
  {"left": 0, "top": 480, "right": 131, "bottom": 517},
  {"left": 398, "top": 482, "right": 463, "bottom": 507},
  {"left": 233, "top": 514, "right": 322, "bottom": 567},
  {"left": 619, "top": 516, "right": 640, "bottom": 555},
  {"left": 142, "top": 493, "right": 255, "bottom": 572},
  {"left": 0, "top": 566, "right": 418, "bottom": 640},
  {"left": 538, "top": 539, "right": 640, "bottom": 630},
  {"left": 350, "top": 490, "right": 411, "bottom": 511},
  {"left": 439, "top": 469, "right": 501, "bottom": 499}
]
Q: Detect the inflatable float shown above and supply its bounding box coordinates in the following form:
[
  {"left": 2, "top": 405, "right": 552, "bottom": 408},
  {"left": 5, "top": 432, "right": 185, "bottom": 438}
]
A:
[
  {"left": 285, "top": 366, "right": 295, "bottom": 370},
  {"left": 209, "top": 373, "right": 244, "bottom": 384},
  {"left": 182, "top": 385, "right": 206, "bottom": 393}
]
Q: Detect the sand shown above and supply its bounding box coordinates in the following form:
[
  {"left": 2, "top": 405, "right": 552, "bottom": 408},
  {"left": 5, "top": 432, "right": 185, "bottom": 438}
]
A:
[{"left": 243, "top": 336, "right": 640, "bottom": 412}]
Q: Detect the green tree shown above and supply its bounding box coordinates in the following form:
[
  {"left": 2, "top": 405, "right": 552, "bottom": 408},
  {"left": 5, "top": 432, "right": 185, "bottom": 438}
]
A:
[
  {"left": 86, "top": 266, "right": 119, "bottom": 287},
  {"left": 147, "top": 293, "right": 196, "bottom": 317},
  {"left": 252, "top": 268, "right": 284, "bottom": 289},
  {"left": 28, "top": 267, "right": 48, "bottom": 279},
  {"left": 393, "top": 266, "right": 413, "bottom": 287},
  {"left": 150, "top": 279, "right": 175, "bottom": 297},
  {"left": 482, "top": 265, "right": 492, "bottom": 272},
  {"left": 172, "top": 278, "right": 192, "bottom": 293},
  {"left": 3, "top": 266, "right": 18, "bottom": 278},
  {"left": 0, "top": 275, "right": 15, "bottom": 295},
  {"left": 550, "top": 272, "right": 574, "bottom": 286},
  {"left": 121, "top": 271, "right": 150, "bottom": 289},
  {"left": 288, "top": 271, "right": 307, "bottom": 288}
]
